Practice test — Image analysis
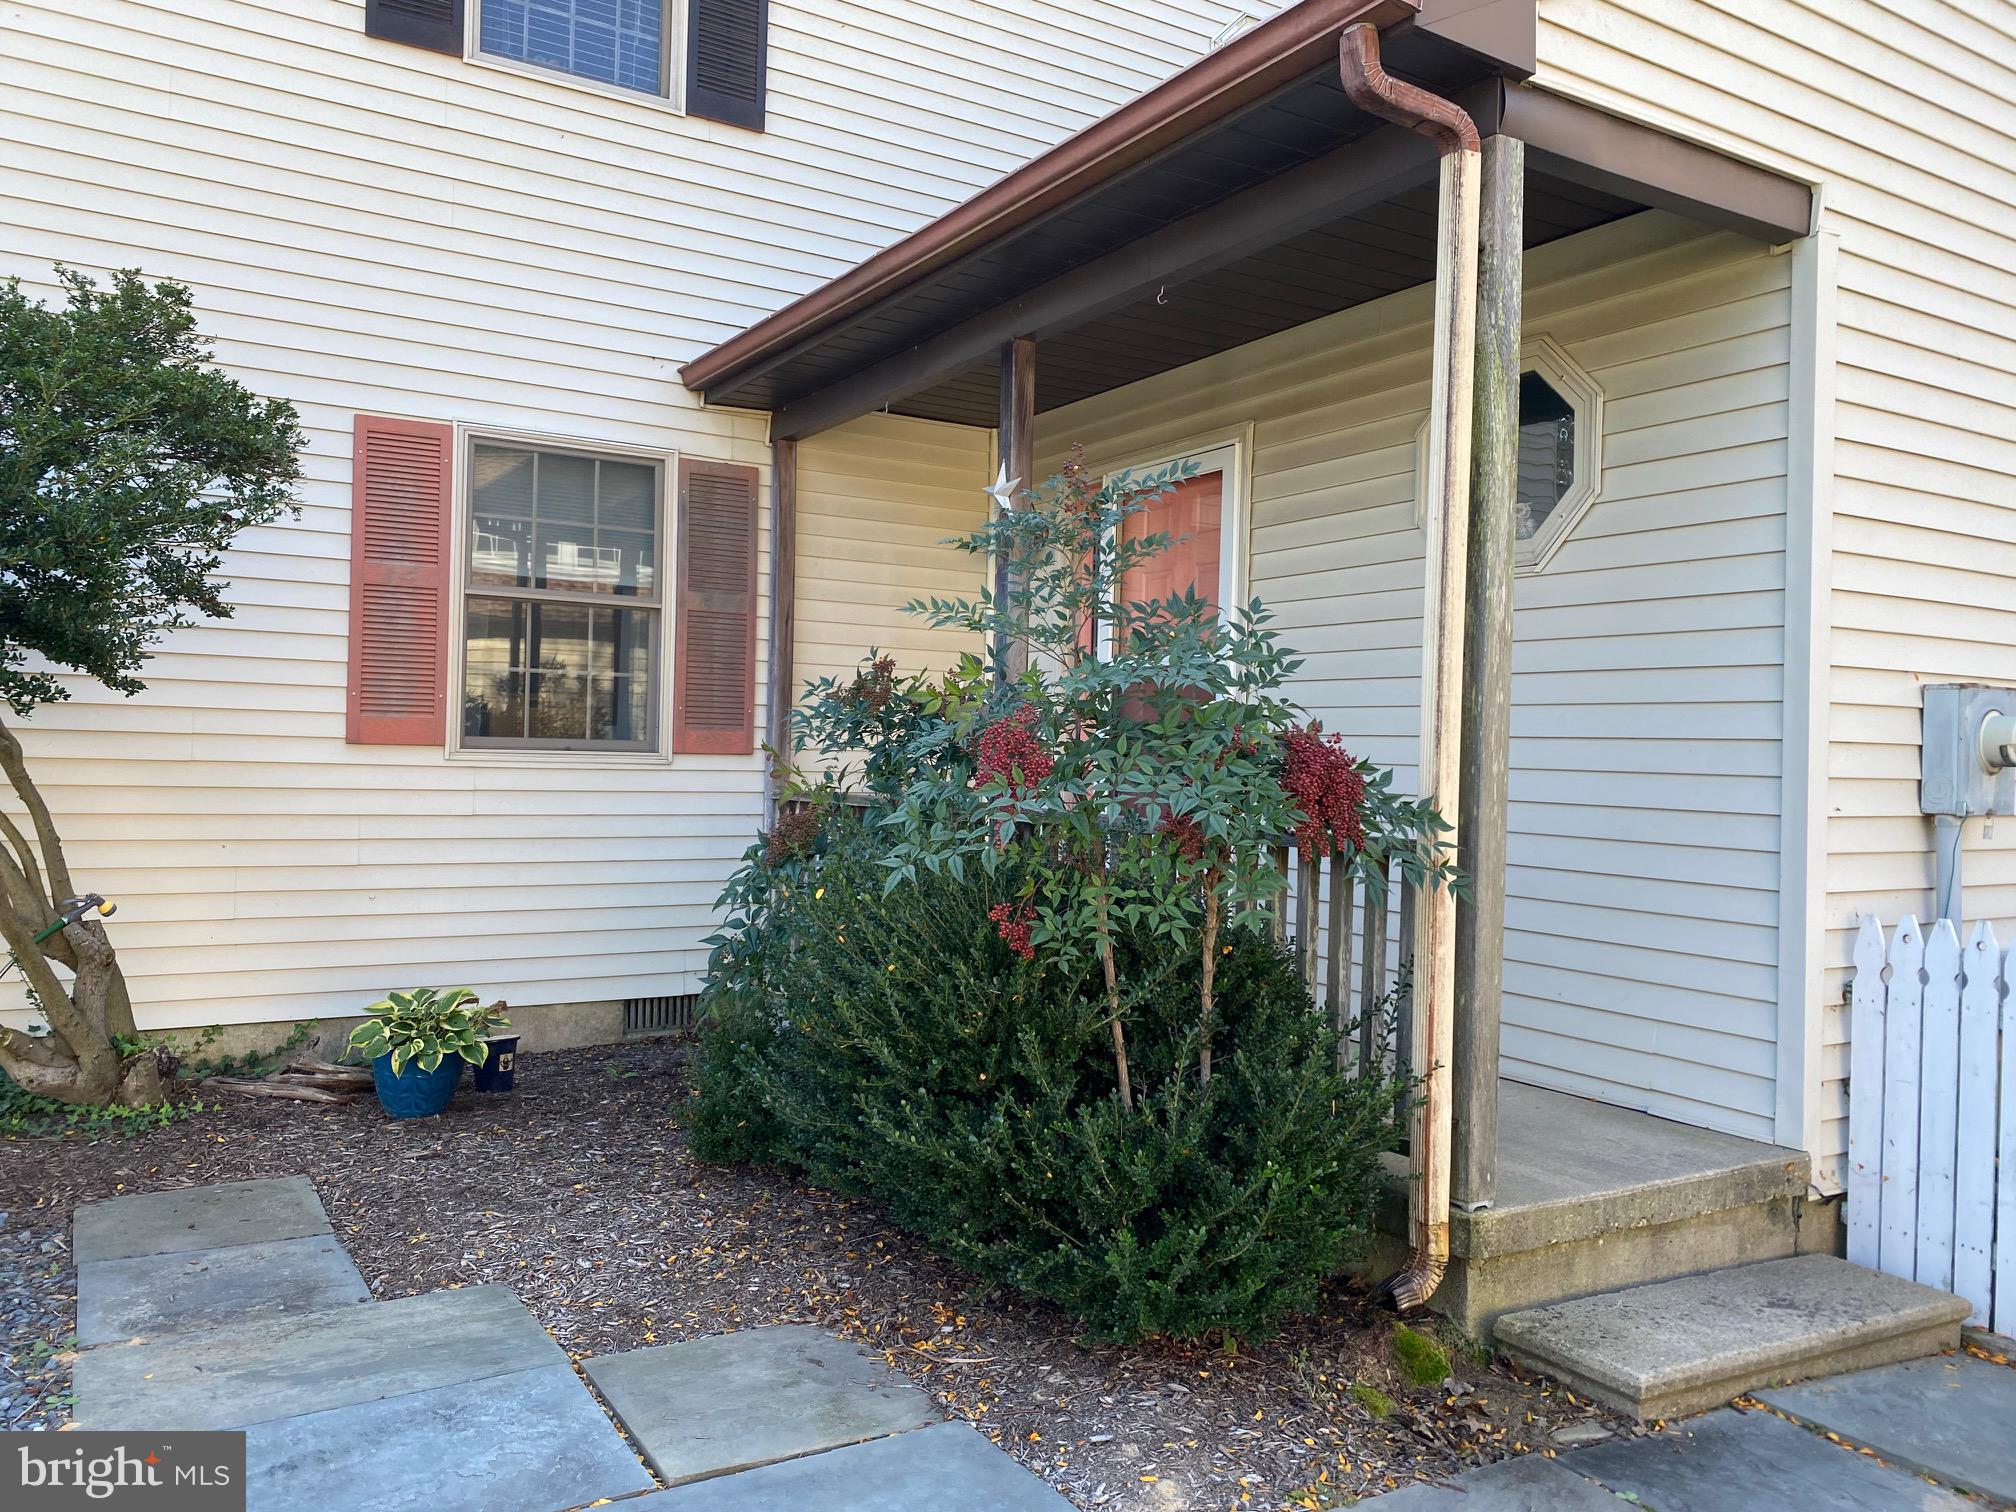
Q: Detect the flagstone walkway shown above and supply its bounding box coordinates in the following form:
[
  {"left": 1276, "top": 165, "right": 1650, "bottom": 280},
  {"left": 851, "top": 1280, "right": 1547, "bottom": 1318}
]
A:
[
  {"left": 1367, "top": 1348, "right": 2014, "bottom": 1509},
  {"left": 69, "top": 1177, "right": 1071, "bottom": 1511}
]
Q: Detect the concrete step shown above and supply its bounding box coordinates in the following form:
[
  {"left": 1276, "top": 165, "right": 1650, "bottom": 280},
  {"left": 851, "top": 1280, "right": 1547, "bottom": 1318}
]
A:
[{"left": 1493, "top": 1254, "right": 1971, "bottom": 1420}]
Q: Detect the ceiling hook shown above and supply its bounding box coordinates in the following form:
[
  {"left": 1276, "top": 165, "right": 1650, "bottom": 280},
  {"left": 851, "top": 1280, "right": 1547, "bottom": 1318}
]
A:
[{"left": 1155, "top": 284, "right": 1169, "bottom": 305}]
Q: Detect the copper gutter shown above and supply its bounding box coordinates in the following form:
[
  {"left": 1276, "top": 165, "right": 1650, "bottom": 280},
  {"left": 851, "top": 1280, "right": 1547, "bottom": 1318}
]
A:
[
  {"left": 1339, "top": 20, "right": 1479, "bottom": 1314},
  {"left": 680, "top": 0, "right": 1418, "bottom": 398}
]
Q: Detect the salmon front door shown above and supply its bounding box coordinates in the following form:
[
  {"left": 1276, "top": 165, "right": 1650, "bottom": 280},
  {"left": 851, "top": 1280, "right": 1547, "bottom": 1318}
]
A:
[{"left": 1119, "top": 469, "right": 1224, "bottom": 611}]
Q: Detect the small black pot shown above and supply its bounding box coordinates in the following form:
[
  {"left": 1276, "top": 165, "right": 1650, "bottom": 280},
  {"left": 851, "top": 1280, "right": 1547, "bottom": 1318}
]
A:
[{"left": 473, "top": 1034, "right": 520, "bottom": 1093}]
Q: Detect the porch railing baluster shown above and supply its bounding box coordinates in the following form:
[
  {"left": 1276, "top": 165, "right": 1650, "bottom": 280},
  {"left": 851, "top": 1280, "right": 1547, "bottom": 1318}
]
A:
[
  {"left": 1295, "top": 850, "right": 1320, "bottom": 992},
  {"left": 1358, "top": 876, "right": 1388, "bottom": 1079},
  {"left": 1327, "top": 864, "right": 1354, "bottom": 1071}
]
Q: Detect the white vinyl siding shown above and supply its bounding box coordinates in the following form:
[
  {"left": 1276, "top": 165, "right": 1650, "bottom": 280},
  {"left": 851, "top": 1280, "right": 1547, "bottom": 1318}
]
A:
[
  {"left": 1534, "top": 0, "right": 2016, "bottom": 1190},
  {"left": 0, "top": 0, "right": 1268, "bottom": 1029},
  {"left": 1037, "top": 213, "right": 1791, "bottom": 1142}
]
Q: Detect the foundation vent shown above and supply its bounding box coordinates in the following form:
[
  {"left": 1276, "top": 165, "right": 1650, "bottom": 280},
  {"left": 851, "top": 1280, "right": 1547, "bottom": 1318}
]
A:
[{"left": 624, "top": 994, "right": 698, "bottom": 1037}]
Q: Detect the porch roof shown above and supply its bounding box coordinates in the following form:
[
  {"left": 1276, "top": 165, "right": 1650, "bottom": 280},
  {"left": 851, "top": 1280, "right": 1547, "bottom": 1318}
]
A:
[{"left": 681, "top": 0, "right": 1812, "bottom": 440}]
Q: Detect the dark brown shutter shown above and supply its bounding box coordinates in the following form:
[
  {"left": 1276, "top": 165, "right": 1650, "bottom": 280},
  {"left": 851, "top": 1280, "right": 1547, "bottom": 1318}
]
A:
[
  {"left": 366, "top": 0, "right": 465, "bottom": 56},
  {"left": 348, "top": 415, "right": 453, "bottom": 746},
  {"left": 673, "top": 458, "right": 760, "bottom": 754},
  {"left": 686, "top": 0, "right": 768, "bottom": 131}
]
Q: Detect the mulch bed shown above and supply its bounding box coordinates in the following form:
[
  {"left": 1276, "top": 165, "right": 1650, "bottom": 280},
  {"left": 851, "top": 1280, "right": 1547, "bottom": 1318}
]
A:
[{"left": 0, "top": 1040, "right": 1638, "bottom": 1509}]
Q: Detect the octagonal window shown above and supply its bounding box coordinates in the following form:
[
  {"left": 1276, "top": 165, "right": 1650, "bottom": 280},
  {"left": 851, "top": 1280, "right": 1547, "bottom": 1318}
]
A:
[
  {"left": 1517, "top": 370, "right": 1576, "bottom": 543},
  {"left": 1413, "top": 335, "right": 1604, "bottom": 572}
]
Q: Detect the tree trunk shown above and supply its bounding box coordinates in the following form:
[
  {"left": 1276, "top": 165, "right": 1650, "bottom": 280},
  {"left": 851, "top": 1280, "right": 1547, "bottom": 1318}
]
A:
[
  {"left": 0, "top": 711, "right": 144, "bottom": 1101},
  {"left": 1089, "top": 841, "right": 1133, "bottom": 1113},
  {"left": 1199, "top": 881, "right": 1221, "bottom": 1085}
]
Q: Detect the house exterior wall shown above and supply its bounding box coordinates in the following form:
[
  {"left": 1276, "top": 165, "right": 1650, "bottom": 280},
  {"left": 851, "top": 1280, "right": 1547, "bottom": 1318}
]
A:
[
  {"left": 0, "top": 0, "right": 1264, "bottom": 1030},
  {"left": 793, "top": 415, "right": 990, "bottom": 700},
  {"left": 1037, "top": 212, "right": 1794, "bottom": 1144},
  {"left": 1533, "top": 0, "right": 2016, "bottom": 1190}
]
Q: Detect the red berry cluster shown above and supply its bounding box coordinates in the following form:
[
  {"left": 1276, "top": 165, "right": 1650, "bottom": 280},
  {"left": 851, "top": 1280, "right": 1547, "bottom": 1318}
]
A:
[
  {"left": 1280, "top": 724, "right": 1368, "bottom": 858},
  {"left": 1156, "top": 812, "right": 1211, "bottom": 865},
  {"left": 841, "top": 655, "right": 899, "bottom": 713},
  {"left": 971, "top": 706, "right": 1055, "bottom": 797},
  {"left": 988, "top": 900, "right": 1036, "bottom": 961},
  {"left": 762, "top": 806, "right": 822, "bottom": 866}
]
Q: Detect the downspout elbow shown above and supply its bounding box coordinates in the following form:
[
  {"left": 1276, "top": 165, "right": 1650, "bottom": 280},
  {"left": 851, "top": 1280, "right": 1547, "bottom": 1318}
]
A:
[{"left": 1338, "top": 23, "right": 1481, "bottom": 157}]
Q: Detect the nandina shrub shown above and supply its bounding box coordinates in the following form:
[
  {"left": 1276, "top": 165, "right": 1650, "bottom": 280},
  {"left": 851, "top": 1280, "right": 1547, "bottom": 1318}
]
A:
[{"left": 693, "top": 828, "right": 1406, "bottom": 1342}]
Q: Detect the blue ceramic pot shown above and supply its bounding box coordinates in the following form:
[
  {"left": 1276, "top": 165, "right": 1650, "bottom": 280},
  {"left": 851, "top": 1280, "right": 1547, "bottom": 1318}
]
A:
[{"left": 371, "top": 1051, "right": 464, "bottom": 1119}]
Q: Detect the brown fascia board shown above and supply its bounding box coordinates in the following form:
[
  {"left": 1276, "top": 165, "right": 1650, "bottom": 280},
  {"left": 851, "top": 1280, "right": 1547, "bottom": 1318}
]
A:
[
  {"left": 1470, "top": 81, "right": 1814, "bottom": 243},
  {"left": 1410, "top": 0, "right": 1536, "bottom": 77},
  {"left": 679, "top": 0, "right": 1419, "bottom": 397}
]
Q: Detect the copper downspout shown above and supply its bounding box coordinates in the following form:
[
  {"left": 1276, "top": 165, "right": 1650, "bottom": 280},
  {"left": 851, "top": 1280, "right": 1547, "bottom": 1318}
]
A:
[{"left": 1338, "top": 22, "right": 1481, "bottom": 1313}]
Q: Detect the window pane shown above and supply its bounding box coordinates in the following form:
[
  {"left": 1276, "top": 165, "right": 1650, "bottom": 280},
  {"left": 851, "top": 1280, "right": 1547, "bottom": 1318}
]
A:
[
  {"left": 536, "top": 518, "right": 609, "bottom": 592},
  {"left": 590, "top": 674, "right": 648, "bottom": 742},
  {"left": 526, "top": 602, "right": 593, "bottom": 676},
  {"left": 526, "top": 669, "right": 590, "bottom": 740},
  {"left": 1516, "top": 372, "right": 1576, "bottom": 541},
  {"left": 480, "top": 0, "right": 662, "bottom": 94},
  {"left": 593, "top": 606, "right": 652, "bottom": 680},
  {"left": 474, "top": 446, "right": 535, "bottom": 517},
  {"left": 464, "top": 596, "right": 523, "bottom": 670},
  {"left": 471, "top": 514, "right": 533, "bottom": 588},
  {"left": 464, "top": 669, "right": 526, "bottom": 738}
]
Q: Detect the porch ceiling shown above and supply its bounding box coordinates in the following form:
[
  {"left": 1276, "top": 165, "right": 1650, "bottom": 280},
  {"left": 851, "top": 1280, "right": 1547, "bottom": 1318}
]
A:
[{"left": 682, "top": 3, "right": 1811, "bottom": 440}]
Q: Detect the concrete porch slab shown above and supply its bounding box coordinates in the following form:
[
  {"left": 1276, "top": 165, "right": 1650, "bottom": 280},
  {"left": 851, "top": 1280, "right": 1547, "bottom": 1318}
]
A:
[
  {"left": 583, "top": 1323, "right": 937, "bottom": 1486},
  {"left": 1757, "top": 1354, "right": 2016, "bottom": 1503},
  {"left": 1368, "top": 1082, "right": 1816, "bottom": 1336},
  {"left": 243, "top": 1362, "right": 656, "bottom": 1512},
  {"left": 627, "top": 1420, "right": 1074, "bottom": 1510},
  {"left": 1566, "top": 1406, "right": 1974, "bottom": 1510},
  {"left": 74, "top": 1284, "right": 561, "bottom": 1431},
  {"left": 74, "top": 1176, "right": 331, "bottom": 1263},
  {"left": 1361, "top": 1454, "right": 1629, "bottom": 1508},
  {"left": 1493, "top": 1254, "right": 1970, "bottom": 1420},
  {"left": 78, "top": 1233, "right": 371, "bottom": 1346}
]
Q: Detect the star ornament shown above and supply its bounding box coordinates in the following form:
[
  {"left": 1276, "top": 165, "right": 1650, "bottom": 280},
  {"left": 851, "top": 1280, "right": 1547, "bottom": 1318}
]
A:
[{"left": 985, "top": 463, "right": 1021, "bottom": 513}]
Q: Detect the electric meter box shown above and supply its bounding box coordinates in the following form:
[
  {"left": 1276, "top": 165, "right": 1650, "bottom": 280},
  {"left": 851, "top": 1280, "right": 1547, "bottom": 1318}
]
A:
[{"left": 1921, "top": 683, "right": 2016, "bottom": 818}]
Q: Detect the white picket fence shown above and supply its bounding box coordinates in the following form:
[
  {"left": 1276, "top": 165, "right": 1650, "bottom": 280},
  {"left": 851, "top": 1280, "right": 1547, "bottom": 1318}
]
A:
[{"left": 1849, "top": 915, "right": 2016, "bottom": 1333}]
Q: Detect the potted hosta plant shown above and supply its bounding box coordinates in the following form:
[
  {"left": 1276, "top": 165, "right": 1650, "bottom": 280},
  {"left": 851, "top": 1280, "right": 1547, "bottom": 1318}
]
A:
[{"left": 348, "top": 987, "right": 507, "bottom": 1119}]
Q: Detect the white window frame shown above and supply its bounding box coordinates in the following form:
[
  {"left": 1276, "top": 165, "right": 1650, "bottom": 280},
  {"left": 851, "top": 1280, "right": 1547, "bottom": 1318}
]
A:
[
  {"left": 446, "top": 423, "right": 680, "bottom": 766},
  {"left": 1093, "top": 426, "right": 1254, "bottom": 660},
  {"left": 464, "top": 0, "right": 688, "bottom": 113},
  {"left": 1413, "top": 334, "right": 1604, "bottom": 574}
]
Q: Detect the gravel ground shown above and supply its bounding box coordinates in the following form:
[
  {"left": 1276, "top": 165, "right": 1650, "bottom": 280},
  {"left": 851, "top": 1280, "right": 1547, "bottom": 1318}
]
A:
[{"left": 0, "top": 1040, "right": 1635, "bottom": 1509}]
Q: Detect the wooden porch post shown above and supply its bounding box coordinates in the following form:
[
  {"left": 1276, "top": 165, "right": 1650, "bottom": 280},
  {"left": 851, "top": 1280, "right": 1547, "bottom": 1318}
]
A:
[
  {"left": 763, "top": 436, "right": 798, "bottom": 816},
  {"left": 995, "top": 336, "right": 1035, "bottom": 684},
  {"left": 1451, "top": 134, "right": 1523, "bottom": 1211}
]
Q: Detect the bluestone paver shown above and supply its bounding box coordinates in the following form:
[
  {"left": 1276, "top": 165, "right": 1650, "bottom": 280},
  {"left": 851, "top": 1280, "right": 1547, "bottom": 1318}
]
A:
[
  {"left": 583, "top": 1323, "right": 937, "bottom": 1485},
  {"left": 78, "top": 1233, "right": 371, "bottom": 1346},
  {"left": 74, "top": 1284, "right": 560, "bottom": 1431},
  {"left": 243, "top": 1362, "right": 655, "bottom": 1512},
  {"left": 74, "top": 1176, "right": 331, "bottom": 1263},
  {"left": 1567, "top": 1407, "right": 1973, "bottom": 1511},
  {"left": 628, "top": 1419, "right": 1073, "bottom": 1510},
  {"left": 1758, "top": 1353, "right": 2016, "bottom": 1504},
  {"left": 1494, "top": 1255, "right": 1970, "bottom": 1418},
  {"left": 1366, "top": 1454, "right": 1629, "bottom": 1508}
]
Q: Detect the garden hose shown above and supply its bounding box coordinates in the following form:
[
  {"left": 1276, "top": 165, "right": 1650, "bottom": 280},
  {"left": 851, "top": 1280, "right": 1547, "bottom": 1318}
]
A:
[{"left": 0, "top": 893, "right": 115, "bottom": 979}]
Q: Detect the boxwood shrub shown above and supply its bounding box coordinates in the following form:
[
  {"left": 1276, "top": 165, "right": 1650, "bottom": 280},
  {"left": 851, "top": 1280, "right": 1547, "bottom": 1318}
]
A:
[{"left": 691, "top": 820, "right": 1405, "bottom": 1343}]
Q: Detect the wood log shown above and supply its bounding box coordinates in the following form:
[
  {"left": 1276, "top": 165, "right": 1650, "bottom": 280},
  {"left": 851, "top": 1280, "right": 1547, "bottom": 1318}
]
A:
[{"left": 201, "top": 1077, "right": 354, "bottom": 1104}]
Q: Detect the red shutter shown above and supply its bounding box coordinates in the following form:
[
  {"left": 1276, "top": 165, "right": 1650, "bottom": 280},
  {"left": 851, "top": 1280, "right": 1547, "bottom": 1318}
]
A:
[
  {"left": 673, "top": 458, "right": 760, "bottom": 755},
  {"left": 347, "top": 415, "right": 453, "bottom": 745}
]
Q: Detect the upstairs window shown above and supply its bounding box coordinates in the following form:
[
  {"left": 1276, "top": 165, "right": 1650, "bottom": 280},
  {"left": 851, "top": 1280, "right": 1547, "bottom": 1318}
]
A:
[{"left": 478, "top": 0, "right": 671, "bottom": 96}]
